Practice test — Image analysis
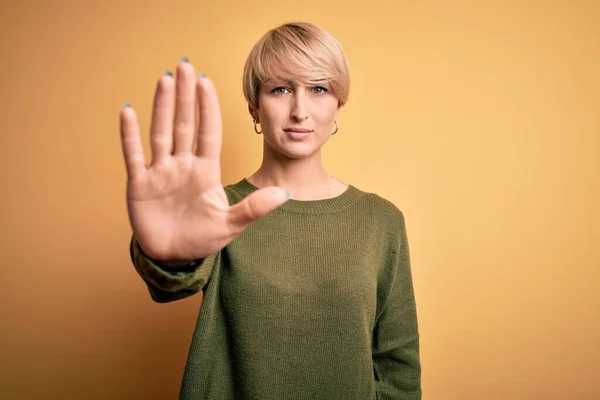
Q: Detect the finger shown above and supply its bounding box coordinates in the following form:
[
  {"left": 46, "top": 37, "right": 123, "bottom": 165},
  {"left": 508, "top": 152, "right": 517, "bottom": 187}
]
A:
[
  {"left": 173, "top": 60, "right": 197, "bottom": 155},
  {"left": 227, "top": 187, "right": 289, "bottom": 229},
  {"left": 195, "top": 75, "right": 223, "bottom": 159},
  {"left": 149, "top": 73, "right": 175, "bottom": 165},
  {"left": 120, "top": 104, "right": 147, "bottom": 180}
]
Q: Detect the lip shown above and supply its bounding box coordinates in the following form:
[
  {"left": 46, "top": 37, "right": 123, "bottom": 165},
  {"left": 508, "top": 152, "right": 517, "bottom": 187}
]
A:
[
  {"left": 284, "top": 127, "right": 313, "bottom": 133},
  {"left": 284, "top": 129, "right": 312, "bottom": 140}
]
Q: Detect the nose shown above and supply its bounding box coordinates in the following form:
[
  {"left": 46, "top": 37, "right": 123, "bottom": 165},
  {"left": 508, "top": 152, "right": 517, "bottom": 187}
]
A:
[{"left": 290, "top": 91, "right": 308, "bottom": 122}]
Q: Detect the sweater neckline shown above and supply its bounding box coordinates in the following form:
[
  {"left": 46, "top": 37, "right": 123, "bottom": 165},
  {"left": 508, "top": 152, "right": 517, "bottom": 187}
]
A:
[{"left": 231, "top": 178, "right": 367, "bottom": 214}]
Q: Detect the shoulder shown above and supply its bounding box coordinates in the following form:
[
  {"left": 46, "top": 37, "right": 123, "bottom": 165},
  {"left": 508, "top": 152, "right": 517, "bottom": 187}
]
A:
[
  {"left": 223, "top": 179, "right": 255, "bottom": 205},
  {"left": 353, "top": 185, "right": 406, "bottom": 224},
  {"left": 223, "top": 184, "right": 243, "bottom": 205}
]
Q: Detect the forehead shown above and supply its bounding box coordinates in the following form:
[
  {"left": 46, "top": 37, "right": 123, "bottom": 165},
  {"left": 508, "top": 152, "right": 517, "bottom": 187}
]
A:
[{"left": 263, "top": 77, "right": 329, "bottom": 85}]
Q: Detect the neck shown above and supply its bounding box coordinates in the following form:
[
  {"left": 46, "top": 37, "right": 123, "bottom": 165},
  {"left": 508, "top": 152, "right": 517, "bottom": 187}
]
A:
[{"left": 247, "top": 143, "right": 345, "bottom": 200}]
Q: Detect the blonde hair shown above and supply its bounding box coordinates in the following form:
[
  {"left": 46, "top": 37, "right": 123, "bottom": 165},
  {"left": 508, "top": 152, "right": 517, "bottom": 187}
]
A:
[{"left": 242, "top": 21, "right": 350, "bottom": 110}]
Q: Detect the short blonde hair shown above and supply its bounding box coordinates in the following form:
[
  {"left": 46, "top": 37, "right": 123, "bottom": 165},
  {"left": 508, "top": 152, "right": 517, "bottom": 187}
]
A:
[{"left": 243, "top": 21, "right": 350, "bottom": 110}]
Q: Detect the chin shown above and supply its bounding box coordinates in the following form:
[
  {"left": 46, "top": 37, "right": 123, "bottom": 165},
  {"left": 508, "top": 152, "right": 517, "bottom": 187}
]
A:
[
  {"left": 265, "top": 137, "right": 323, "bottom": 159},
  {"left": 277, "top": 143, "right": 322, "bottom": 160},
  {"left": 280, "top": 147, "right": 317, "bottom": 159}
]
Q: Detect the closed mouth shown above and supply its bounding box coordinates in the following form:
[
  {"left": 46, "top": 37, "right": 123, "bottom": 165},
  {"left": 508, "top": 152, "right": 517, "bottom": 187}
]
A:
[{"left": 284, "top": 128, "right": 313, "bottom": 133}]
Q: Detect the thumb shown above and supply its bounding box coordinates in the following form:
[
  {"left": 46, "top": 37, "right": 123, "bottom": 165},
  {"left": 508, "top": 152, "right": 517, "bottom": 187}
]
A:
[{"left": 227, "top": 186, "right": 289, "bottom": 229}]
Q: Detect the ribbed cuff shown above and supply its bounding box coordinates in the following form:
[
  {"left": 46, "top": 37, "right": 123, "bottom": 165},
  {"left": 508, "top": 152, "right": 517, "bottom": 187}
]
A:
[{"left": 131, "top": 238, "right": 202, "bottom": 275}]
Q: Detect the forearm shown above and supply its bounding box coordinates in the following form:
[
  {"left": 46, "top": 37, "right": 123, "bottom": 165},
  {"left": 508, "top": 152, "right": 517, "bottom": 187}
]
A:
[
  {"left": 372, "top": 276, "right": 421, "bottom": 399},
  {"left": 373, "top": 332, "right": 421, "bottom": 399}
]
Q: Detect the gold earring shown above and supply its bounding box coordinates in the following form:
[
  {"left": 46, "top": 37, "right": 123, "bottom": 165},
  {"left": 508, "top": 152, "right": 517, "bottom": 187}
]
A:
[
  {"left": 254, "top": 120, "right": 262, "bottom": 134},
  {"left": 331, "top": 120, "right": 339, "bottom": 135}
]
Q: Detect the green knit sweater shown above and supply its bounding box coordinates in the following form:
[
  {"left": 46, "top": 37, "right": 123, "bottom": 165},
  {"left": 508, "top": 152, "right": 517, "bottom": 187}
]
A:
[{"left": 130, "top": 178, "right": 421, "bottom": 399}]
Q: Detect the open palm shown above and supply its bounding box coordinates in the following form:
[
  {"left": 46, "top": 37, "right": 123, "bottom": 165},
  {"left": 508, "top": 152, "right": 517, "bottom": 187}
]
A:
[{"left": 119, "top": 60, "right": 287, "bottom": 263}]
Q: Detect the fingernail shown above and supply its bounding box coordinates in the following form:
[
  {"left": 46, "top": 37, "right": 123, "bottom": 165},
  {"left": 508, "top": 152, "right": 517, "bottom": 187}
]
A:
[
  {"left": 164, "top": 69, "right": 173, "bottom": 76},
  {"left": 179, "top": 57, "right": 189, "bottom": 63},
  {"left": 198, "top": 72, "right": 206, "bottom": 78},
  {"left": 123, "top": 101, "right": 131, "bottom": 108},
  {"left": 285, "top": 190, "right": 292, "bottom": 200}
]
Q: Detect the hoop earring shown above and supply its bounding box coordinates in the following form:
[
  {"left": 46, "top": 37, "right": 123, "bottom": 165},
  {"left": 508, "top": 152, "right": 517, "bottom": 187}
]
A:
[
  {"left": 254, "top": 120, "right": 262, "bottom": 134},
  {"left": 331, "top": 120, "right": 339, "bottom": 135}
]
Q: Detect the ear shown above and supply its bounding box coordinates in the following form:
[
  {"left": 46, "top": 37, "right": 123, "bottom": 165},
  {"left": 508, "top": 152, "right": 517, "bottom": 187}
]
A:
[{"left": 248, "top": 104, "right": 259, "bottom": 123}]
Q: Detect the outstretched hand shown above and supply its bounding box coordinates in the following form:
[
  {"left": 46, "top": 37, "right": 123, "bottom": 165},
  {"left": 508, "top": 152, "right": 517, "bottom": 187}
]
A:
[{"left": 119, "top": 60, "right": 288, "bottom": 262}]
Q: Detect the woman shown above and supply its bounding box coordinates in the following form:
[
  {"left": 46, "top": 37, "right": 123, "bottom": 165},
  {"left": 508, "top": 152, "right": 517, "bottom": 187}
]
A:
[{"left": 120, "top": 21, "right": 421, "bottom": 400}]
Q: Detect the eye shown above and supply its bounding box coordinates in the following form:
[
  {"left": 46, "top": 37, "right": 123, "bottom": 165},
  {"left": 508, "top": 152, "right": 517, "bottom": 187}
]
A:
[
  {"left": 271, "top": 86, "right": 290, "bottom": 95},
  {"left": 312, "top": 86, "right": 329, "bottom": 95}
]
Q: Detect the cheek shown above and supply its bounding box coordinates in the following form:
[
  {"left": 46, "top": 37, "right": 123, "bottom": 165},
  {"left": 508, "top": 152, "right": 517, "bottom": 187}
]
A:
[
  {"left": 314, "top": 105, "right": 338, "bottom": 124},
  {"left": 259, "top": 113, "right": 278, "bottom": 130},
  {"left": 259, "top": 101, "right": 287, "bottom": 124},
  {"left": 315, "top": 97, "right": 339, "bottom": 116}
]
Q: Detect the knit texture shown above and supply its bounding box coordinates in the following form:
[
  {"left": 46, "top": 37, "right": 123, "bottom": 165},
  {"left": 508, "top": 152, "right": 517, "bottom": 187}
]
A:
[{"left": 130, "top": 178, "right": 421, "bottom": 399}]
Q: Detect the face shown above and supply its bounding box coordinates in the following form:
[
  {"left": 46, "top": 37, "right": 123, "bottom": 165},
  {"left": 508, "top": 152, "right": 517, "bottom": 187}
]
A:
[{"left": 250, "top": 77, "right": 341, "bottom": 159}]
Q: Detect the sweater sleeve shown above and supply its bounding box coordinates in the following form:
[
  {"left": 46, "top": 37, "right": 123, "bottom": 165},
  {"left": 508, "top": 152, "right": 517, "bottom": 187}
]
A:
[
  {"left": 129, "top": 234, "right": 219, "bottom": 303},
  {"left": 372, "top": 211, "right": 422, "bottom": 399}
]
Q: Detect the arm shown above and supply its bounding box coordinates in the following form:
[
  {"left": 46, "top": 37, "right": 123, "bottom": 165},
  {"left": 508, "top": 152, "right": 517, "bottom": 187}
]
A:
[
  {"left": 120, "top": 62, "right": 288, "bottom": 305},
  {"left": 129, "top": 234, "right": 218, "bottom": 303},
  {"left": 372, "top": 212, "right": 422, "bottom": 399}
]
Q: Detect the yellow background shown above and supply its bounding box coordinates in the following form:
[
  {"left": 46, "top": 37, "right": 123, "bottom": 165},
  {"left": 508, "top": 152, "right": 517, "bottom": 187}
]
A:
[{"left": 1, "top": 0, "right": 599, "bottom": 399}]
